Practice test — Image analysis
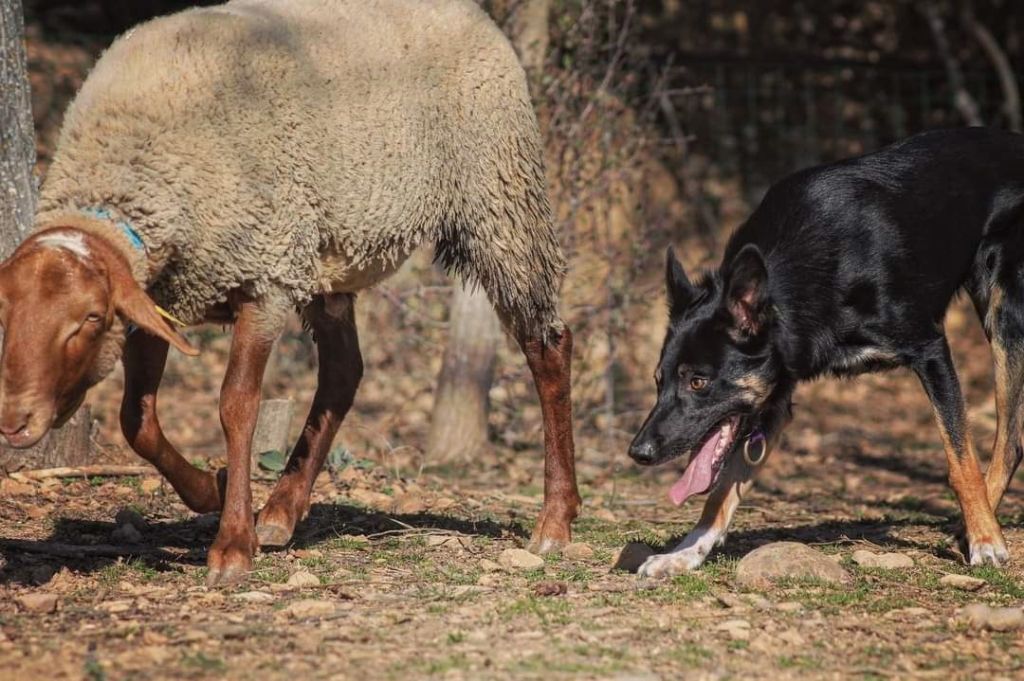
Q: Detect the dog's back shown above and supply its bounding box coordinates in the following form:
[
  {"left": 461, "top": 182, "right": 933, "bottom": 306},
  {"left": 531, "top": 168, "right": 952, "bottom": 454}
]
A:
[{"left": 725, "top": 127, "right": 1024, "bottom": 373}]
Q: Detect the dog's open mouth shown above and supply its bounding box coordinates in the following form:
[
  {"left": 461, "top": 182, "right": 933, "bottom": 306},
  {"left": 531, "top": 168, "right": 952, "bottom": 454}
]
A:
[{"left": 668, "top": 415, "right": 741, "bottom": 506}]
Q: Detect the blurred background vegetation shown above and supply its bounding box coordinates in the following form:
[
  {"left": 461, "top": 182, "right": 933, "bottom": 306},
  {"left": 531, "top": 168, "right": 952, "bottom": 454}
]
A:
[{"left": 14, "top": 0, "right": 1024, "bottom": 481}]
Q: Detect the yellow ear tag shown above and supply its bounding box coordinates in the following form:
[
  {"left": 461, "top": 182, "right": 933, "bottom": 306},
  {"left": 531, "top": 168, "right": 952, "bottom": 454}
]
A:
[{"left": 155, "top": 305, "right": 186, "bottom": 327}]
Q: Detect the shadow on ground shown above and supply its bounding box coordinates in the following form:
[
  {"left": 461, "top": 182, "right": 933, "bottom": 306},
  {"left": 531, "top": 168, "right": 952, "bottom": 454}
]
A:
[{"left": 0, "top": 502, "right": 527, "bottom": 586}]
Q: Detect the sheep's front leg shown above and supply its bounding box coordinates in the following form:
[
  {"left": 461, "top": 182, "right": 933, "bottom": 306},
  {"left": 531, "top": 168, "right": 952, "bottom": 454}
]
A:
[
  {"left": 207, "top": 301, "right": 281, "bottom": 586},
  {"left": 120, "top": 332, "right": 224, "bottom": 512},
  {"left": 519, "top": 325, "right": 581, "bottom": 554}
]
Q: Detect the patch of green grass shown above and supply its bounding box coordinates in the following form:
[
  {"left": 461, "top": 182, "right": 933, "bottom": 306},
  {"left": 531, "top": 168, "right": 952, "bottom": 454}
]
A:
[
  {"left": 969, "top": 565, "right": 1024, "bottom": 599},
  {"left": 97, "top": 559, "right": 159, "bottom": 586},
  {"left": 668, "top": 642, "right": 713, "bottom": 666},
  {"left": 500, "top": 595, "right": 573, "bottom": 627},
  {"left": 181, "top": 652, "right": 227, "bottom": 673},
  {"left": 638, "top": 572, "right": 710, "bottom": 602},
  {"left": 446, "top": 631, "right": 464, "bottom": 645},
  {"left": 84, "top": 657, "right": 106, "bottom": 681},
  {"left": 727, "top": 640, "right": 749, "bottom": 651}
]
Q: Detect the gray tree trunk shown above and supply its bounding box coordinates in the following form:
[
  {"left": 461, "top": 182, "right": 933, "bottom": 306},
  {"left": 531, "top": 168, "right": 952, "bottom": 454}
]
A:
[
  {"left": 1, "top": 0, "right": 36, "bottom": 252},
  {"left": 0, "top": 1, "right": 93, "bottom": 470},
  {"left": 427, "top": 0, "right": 551, "bottom": 463}
]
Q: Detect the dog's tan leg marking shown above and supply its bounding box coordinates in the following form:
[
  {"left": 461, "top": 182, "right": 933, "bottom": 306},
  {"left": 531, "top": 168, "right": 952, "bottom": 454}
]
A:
[
  {"left": 983, "top": 286, "right": 1024, "bottom": 512},
  {"left": 637, "top": 423, "right": 788, "bottom": 578}
]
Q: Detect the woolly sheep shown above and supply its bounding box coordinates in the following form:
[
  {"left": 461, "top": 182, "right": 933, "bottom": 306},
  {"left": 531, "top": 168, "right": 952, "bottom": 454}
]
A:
[{"left": 0, "top": 0, "right": 579, "bottom": 585}]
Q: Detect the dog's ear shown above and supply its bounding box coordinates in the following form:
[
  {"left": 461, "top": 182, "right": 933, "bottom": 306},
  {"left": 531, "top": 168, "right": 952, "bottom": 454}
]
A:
[
  {"left": 666, "top": 247, "right": 695, "bottom": 316},
  {"left": 724, "top": 244, "right": 770, "bottom": 336}
]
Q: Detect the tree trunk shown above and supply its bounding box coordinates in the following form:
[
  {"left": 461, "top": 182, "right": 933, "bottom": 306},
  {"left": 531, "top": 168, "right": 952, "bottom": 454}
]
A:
[
  {"left": 1, "top": 0, "right": 36, "bottom": 251},
  {"left": 426, "top": 0, "right": 551, "bottom": 464},
  {"left": 923, "top": 2, "right": 983, "bottom": 127},
  {"left": 0, "top": 2, "right": 93, "bottom": 469},
  {"left": 426, "top": 285, "right": 502, "bottom": 462},
  {"left": 962, "top": 3, "right": 1022, "bottom": 132}
]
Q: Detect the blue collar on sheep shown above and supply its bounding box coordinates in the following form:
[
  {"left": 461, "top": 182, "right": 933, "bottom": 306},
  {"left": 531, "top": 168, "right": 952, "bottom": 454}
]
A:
[{"left": 83, "top": 207, "right": 145, "bottom": 252}]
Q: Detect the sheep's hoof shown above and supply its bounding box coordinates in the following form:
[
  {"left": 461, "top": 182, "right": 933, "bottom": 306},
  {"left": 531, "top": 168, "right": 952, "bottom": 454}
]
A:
[{"left": 255, "top": 521, "right": 294, "bottom": 548}]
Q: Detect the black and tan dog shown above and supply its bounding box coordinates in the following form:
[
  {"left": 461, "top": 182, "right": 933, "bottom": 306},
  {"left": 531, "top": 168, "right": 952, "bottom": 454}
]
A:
[{"left": 629, "top": 127, "right": 1024, "bottom": 577}]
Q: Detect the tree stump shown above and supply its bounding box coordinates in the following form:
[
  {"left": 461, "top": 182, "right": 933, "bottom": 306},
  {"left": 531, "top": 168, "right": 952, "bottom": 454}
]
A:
[{"left": 0, "top": 406, "right": 93, "bottom": 473}]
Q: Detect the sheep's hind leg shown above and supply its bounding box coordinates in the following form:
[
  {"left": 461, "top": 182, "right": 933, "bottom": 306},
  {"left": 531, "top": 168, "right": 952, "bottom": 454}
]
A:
[
  {"left": 519, "top": 324, "right": 581, "bottom": 554},
  {"left": 256, "top": 294, "right": 362, "bottom": 547},
  {"left": 120, "top": 332, "right": 224, "bottom": 513}
]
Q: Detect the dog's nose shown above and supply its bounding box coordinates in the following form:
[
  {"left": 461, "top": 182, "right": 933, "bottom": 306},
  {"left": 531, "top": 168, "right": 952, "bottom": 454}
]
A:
[{"left": 629, "top": 438, "right": 659, "bottom": 464}]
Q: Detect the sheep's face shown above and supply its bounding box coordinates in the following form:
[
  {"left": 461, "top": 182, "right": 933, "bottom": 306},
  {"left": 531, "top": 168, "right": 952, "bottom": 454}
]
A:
[{"left": 0, "top": 228, "right": 196, "bottom": 448}]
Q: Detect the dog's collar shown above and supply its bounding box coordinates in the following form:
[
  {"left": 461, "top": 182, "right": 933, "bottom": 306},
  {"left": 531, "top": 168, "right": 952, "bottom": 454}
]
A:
[{"left": 83, "top": 207, "right": 145, "bottom": 252}]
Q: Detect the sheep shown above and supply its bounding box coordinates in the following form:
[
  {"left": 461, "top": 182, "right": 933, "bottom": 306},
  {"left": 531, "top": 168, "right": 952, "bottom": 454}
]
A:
[{"left": 0, "top": 0, "right": 579, "bottom": 586}]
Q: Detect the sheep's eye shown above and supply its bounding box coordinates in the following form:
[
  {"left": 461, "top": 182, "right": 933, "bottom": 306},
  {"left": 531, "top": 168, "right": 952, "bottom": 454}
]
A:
[
  {"left": 86, "top": 312, "right": 102, "bottom": 323},
  {"left": 689, "top": 376, "right": 709, "bottom": 392}
]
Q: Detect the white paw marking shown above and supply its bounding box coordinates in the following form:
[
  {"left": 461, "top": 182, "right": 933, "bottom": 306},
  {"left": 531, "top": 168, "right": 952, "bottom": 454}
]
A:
[
  {"left": 37, "top": 231, "right": 90, "bottom": 258},
  {"left": 969, "top": 541, "right": 1010, "bottom": 567},
  {"left": 637, "top": 525, "right": 722, "bottom": 578}
]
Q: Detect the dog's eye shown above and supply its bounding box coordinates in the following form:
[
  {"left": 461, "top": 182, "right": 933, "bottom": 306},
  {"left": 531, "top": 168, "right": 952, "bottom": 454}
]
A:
[{"left": 689, "top": 376, "right": 709, "bottom": 392}]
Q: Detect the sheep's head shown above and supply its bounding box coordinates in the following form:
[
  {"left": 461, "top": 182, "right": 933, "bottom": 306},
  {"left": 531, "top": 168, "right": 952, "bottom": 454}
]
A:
[{"left": 0, "top": 227, "right": 197, "bottom": 448}]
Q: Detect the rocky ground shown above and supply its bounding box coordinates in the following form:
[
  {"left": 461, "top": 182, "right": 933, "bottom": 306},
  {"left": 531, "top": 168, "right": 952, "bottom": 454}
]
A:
[{"left": 2, "top": 295, "right": 1024, "bottom": 680}]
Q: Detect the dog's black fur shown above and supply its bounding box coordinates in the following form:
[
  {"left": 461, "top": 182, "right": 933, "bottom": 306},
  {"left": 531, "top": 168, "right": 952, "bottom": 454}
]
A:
[{"left": 630, "top": 127, "right": 1024, "bottom": 565}]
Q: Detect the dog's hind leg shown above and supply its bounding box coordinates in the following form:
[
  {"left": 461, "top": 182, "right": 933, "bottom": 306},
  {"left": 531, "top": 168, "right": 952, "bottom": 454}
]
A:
[
  {"left": 980, "top": 283, "right": 1024, "bottom": 512},
  {"left": 913, "top": 337, "right": 1009, "bottom": 566},
  {"left": 638, "top": 400, "right": 792, "bottom": 578}
]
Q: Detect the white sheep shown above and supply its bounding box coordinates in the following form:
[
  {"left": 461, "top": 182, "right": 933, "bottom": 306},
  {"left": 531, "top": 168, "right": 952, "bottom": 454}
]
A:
[{"left": 0, "top": 0, "right": 579, "bottom": 585}]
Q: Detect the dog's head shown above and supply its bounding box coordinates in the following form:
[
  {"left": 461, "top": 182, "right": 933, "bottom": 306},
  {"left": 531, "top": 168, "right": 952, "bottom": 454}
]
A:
[{"left": 629, "top": 244, "right": 785, "bottom": 504}]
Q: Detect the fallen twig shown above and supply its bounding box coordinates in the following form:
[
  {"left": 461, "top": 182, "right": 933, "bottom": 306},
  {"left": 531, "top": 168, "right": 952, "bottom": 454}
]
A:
[{"left": 9, "top": 465, "right": 152, "bottom": 482}]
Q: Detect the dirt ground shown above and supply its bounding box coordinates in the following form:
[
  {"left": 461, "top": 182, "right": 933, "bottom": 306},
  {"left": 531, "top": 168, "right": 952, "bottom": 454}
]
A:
[{"left": 1, "top": 294, "right": 1024, "bottom": 681}]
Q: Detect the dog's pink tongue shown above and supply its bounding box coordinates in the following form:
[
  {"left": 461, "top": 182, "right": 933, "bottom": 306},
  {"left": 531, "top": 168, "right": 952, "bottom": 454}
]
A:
[{"left": 668, "top": 429, "right": 722, "bottom": 506}]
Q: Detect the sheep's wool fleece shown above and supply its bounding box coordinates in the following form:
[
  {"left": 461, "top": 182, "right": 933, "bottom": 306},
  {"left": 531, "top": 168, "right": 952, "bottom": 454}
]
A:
[{"left": 37, "top": 0, "right": 565, "bottom": 338}]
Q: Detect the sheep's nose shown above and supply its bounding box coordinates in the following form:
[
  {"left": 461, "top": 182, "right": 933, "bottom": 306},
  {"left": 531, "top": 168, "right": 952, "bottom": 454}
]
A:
[
  {"left": 0, "top": 414, "right": 30, "bottom": 442},
  {"left": 629, "top": 437, "right": 659, "bottom": 464}
]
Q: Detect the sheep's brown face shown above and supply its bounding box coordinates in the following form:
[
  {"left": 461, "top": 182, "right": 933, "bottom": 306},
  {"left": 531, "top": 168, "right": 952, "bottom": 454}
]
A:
[{"left": 0, "top": 228, "right": 196, "bottom": 448}]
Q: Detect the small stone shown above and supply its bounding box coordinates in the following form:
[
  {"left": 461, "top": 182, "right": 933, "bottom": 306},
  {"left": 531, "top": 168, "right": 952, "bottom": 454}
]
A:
[
  {"left": 0, "top": 479, "right": 34, "bottom": 496},
  {"left": 611, "top": 542, "right": 655, "bottom": 572},
  {"left": 282, "top": 599, "right": 336, "bottom": 619},
  {"left": 293, "top": 549, "right": 323, "bottom": 560},
  {"left": 940, "top": 574, "right": 986, "bottom": 591},
  {"left": 592, "top": 508, "right": 617, "bottom": 522},
  {"left": 715, "top": 619, "right": 751, "bottom": 641},
  {"left": 851, "top": 550, "right": 914, "bottom": 570},
  {"left": 392, "top": 493, "right": 426, "bottom": 515},
  {"left": 476, "top": 573, "right": 501, "bottom": 587},
  {"left": 140, "top": 478, "right": 162, "bottom": 494},
  {"left": 348, "top": 488, "right": 393, "bottom": 511},
  {"left": 716, "top": 593, "right": 748, "bottom": 610},
  {"left": 960, "top": 603, "right": 1024, "bottom": 631},
  {"left": 736, "top": 542, "right": 852, "bottom": 589},
  {"left": 478, "top": 559, "right": 502, "bottom": 573},
  {"left": 775, "top": 601, "right": 805, "bottom": 613},
  {"left": 114, "top": 508, "right": 147, "bottom": 530},
  {"left": 98, "top": 599, "right": 133, "bottom": 613},
  {"left": 498, "top": 548, "right": 544, "bottom": 570},
  {"left": 533, "top": 581, "right": 568, "bottom": 597},
  {"left": 286, "top": 571, "right": 321, "bottom": 589},
  {"left": 111, "top": 523, "right": 143, "bottom": 544},
  {"left": 426, "top": 534, "right": 470, "bottom": 551},
  {"left": 233, "top": 591, "right": 275, "bottom": 604},
  {"left": 15, "top": 593, "right": 57, "bottom": 613},
  {"left": 29, "top": 565, "right": 56, "bottom": 586},
  {"left": 562, "top": 543, "right": 594, "bottom": 560}
]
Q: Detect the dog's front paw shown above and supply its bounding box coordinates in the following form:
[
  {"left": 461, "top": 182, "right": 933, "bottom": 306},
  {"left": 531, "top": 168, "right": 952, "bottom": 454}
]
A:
[
  {"left": 968, "top": 538, "right": 1010, "bottom": 567},
  {"left": 637, "top": 548, "right": 707, "bottom": 578}
]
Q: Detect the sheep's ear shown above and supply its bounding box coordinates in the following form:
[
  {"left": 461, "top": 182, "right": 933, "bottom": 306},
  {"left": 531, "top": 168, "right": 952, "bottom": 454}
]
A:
[
  {"left": 666, "top": 247, "right": 696, "bottom": 317},
  {"left": 109, "top": 266, "right": 198, "bottom": 357},
  {"left": 724, "top": 244, "right": 770, "bottom": 337}
]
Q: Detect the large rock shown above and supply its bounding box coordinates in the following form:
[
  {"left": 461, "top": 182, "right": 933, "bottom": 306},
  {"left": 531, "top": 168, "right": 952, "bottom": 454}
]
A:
[{"left": 735, "top": 542, "right": 852, "bottom": 589}]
